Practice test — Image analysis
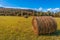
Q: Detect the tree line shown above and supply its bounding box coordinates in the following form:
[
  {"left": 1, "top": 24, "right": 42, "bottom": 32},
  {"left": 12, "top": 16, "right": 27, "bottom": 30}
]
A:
[
  {"left": 34, "top": 11, "right": 60, "bottom": 17},
  {"left": 0, "top": 8, "right": 60, "bottom": 17}
]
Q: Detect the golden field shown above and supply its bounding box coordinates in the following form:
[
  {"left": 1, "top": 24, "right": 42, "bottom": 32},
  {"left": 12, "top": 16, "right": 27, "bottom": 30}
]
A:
[{"left": 0, "top": 16, "right": 60, "bottom": 40}]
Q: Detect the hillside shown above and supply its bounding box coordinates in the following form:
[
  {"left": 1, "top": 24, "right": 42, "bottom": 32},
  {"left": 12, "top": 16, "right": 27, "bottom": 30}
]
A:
[{"left": 0, "top": 7, "right": 36, "bottom": 16}]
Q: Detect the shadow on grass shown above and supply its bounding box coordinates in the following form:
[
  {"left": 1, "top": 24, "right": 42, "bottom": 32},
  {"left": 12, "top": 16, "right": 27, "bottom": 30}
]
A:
[{"left": 39, "top": 30, "right": 60, "bottom": 36}]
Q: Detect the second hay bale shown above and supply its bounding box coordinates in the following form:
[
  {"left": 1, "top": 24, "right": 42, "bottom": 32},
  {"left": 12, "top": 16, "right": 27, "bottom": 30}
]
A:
[{"left": 24, "top": 15, "right": 28, "bottom": 18}]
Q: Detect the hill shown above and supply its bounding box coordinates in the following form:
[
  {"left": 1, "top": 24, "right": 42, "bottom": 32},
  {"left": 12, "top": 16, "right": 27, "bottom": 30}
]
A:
[{"left": 0, "top": 7, "right": 36, "bottom": 16}]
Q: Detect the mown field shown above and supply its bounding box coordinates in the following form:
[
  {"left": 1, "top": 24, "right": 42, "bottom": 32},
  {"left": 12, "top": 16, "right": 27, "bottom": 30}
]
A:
[{"left": 0, "top": 16, "right": 60, "bottom": 40}]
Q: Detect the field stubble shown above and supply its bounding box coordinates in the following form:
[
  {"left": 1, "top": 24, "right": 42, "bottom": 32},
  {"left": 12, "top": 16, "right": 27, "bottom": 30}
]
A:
[{"left": 0, "top": 16, "right": 60, "bottom": 40}]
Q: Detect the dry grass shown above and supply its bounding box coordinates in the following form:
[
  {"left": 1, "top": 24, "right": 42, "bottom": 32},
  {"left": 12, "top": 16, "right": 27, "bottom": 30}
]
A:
[{"left": 0, "top": 16, "right": 60, "bottom": 40}]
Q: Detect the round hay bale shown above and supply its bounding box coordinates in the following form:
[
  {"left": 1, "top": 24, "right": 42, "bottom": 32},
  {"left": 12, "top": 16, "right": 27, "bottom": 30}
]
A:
[
  {"left": 24, "top": 15, "right": 28, "bottom": 18},
  {"left": 32, "top": 16, "right": 57, "bottom": 35}
]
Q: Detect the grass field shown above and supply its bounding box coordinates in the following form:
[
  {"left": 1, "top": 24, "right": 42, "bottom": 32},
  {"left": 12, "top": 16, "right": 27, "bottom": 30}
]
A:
[{"left": 0, "top": 16, "right": 60, "bottom": 40}]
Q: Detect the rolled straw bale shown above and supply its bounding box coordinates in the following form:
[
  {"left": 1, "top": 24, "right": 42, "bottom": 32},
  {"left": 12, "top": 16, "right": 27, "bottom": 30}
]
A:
[{"left": 32, "top": 16, "right": 57, "bottom": 35}]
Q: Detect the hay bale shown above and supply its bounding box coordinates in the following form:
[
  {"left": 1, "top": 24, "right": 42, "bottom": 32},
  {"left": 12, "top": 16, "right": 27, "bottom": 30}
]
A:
[
  {"left": 32, "top": 16, "right": 57, "bottom": 35},
  {"left": 24, "top": 15, "right": 28, "bottom": 18}
]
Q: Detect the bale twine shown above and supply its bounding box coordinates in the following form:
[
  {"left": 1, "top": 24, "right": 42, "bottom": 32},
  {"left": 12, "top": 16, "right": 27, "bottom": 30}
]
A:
[{"left": 32, "top": 16, "right": 57, "bottom": 35}]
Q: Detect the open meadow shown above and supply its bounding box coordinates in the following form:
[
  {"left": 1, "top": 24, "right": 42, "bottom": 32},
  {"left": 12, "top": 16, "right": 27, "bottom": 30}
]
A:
[{"left": 0, "top": 16, "right": 60, "bottom": 40}]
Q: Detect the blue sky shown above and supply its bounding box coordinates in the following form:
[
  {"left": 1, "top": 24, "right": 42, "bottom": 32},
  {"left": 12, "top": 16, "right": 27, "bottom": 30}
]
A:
[{"left": 0, "top": 0, "right": 60, "bottom": 12}]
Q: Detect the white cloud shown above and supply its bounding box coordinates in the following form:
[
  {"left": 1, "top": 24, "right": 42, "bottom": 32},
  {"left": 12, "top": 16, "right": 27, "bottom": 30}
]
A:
[
  {"left": 33, "top": 7, "right": 43, "bottom": 11},
  {"left": 3, "top": 6, "right": 33, "bottom": 9},
  {"left": 47, "top": 8, "right": 52, "bottom": 11},
  {"left": 46, "top": 8, "right": 60, "bottom": 12},
  {"left": 53, "top": 8, "right": 59, "bottom": 10},
  {"left": 52, "top": 8, "right": 60, "bottom": 12},
  {"left": 38, "top": 7, "right": 42, "bottom": 11}
]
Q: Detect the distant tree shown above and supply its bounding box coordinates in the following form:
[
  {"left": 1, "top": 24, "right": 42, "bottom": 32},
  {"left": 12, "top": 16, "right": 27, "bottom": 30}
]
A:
[{"left": 47, "top": 11, "right": 52, "bottom": 16}]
